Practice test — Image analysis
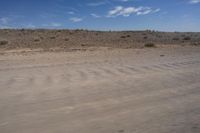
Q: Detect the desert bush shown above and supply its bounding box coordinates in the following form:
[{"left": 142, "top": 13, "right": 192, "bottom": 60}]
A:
[
  {"left": 81, "top": 44, "right": 86, "bottom": 47},
  {"left": 120, "top": 35, "right": 126, "bottom": 39},
  {"left": 144, "top": 43, "right": 155, "bottom": 47},
  {"left": 191, "top": 42, "right": 200, "bottom": 46},
  {"left": 20, "top": 29, "right": 25, "bottom": 32},
  {"left": 65, "top": 38, "right": 69, "bottom": 41},
  {"left": 0, "top": 40, "right": 8, "bottom": 45},
  {"left": 183, "top": 36, "right": 191, "bottom": 41},
  {"left": 143, "top": 36, "right": 148, "bottom": 39},
  {"left": 34, "top": 39, "right": 40, "bottom": 42},
  {"left": 50, "top": 36, "right": 56, "bottom": 39},
  {"left": 126, "top": 35, "right": 131, "bottom": 37},
  {"left": 173, "top": 37, "right": 180, "bottom": 41}
]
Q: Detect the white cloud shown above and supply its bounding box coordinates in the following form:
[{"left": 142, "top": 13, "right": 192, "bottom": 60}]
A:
[
  {"left": 153, "top": 8, "right": 161, "bottom": 13},
  {"left": 51, "top": 23, "right": 62, "bottom": 27},
  {"left": 115, "top": 0, "right": 133, "bottom": 2},
  {"left": 68, "top": 11, "right": 75, "bottom": 15},
  {"left": 107, "top": 6, "right": 160, "bottom": 17},
  {"left": 69, "top": 17, "right": 83, "bottom": 22},
  {"left": 91, "top": 13, "right": 101, "bottom": 18},
  {"left": 87, "top": 2, "right": 106, "bottom": 6},
  {"left": 189, "top": 0, "right": 200, "bottom": 4},
  {"left": 119, "top": 0, "right": 130, "bottom": 2},
  {"left": 0, "top": 17, "right": 9, "bottom": 24},
  {"left": 26, "top": 24, "right": 36, "bottom": 28},
  {"left": 119, "top": 7, "right": 140, "bottom": 16},
  {"left": 137, "top": 10, "right": 151, "bottom": 15},
  {"left": 108, "top": 6, "right": 123, "bottom": 17},
  {"left": 43, "top": 22, "right": 62, "bottom": 27},
  {"left": 0, "top": 25, "right": 12, "bottom": 29}
]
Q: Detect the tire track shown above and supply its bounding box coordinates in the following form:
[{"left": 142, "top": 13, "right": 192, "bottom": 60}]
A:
[{"left": 1, "top": 58, "right": 200, "bottom": 87}]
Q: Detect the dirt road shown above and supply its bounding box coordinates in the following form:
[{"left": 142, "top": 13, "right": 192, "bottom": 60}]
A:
[{"left": 0, "top": 46, "right": 200, "bottom": 133}]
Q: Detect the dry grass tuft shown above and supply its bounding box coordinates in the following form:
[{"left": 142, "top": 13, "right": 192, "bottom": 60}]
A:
[
  {"left": 0, "top": 40, "right": 8, "bottom": 45},
  {"left": 144, "top": 43, "right": 155, "bottom": 48}
]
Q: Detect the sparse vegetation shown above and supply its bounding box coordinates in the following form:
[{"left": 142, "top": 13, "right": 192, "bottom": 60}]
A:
[
  {"left": 120, "top": 35, "right": 126, "bottom": 39},
  {"left": 34, "top": 38, "right": 40, "bottom": 42},
  {"left": 20, "top": 29, "right": 25, "bottom": 32},
  {"left": 81, "top": 44, "right": 86, "bottom": 47},
  {"left": 191, "top": 42, "right": 200, "bottom": 46},
  {"left": 183, "top": 36, "right": 191, "bottom": 41},
  {"left": 65, "top": 38, "right": 69, "bottom": 41},
  {"left": 0, "top": 40, "right": 8, "bottom": 45},
  {"left": 50, "top": 36, "right": 56, "bottom": 39},
  {"left": 173, "top": 37, "right": 180, "bottom": 41},
  {"left": 120, "top": 34, "right": 130, "bottom": 39},
  {"left": 144, "top": 36, "right": 148, "bottom": 39},
  {"left": 0, "top": 29, "right": 200, "bottom": 50},
  {"left": 144, "top": 43, "right": 155, "bottom": 47}
]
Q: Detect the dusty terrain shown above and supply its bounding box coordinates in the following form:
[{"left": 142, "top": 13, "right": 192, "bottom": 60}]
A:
[
  {"left": 0, "top": 45, "right": 200, "bottom": 133},
  {"left": 0, "top": 29, "right": 200, "bottom": 51}
]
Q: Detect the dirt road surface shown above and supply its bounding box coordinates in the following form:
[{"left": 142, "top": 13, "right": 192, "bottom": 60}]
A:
[{"left": 0, "top": 46, "right": 200, "bottom": 133}]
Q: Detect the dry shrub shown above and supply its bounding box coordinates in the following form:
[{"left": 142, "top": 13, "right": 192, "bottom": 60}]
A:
[
  {"left": 65, "top": 38, "right": 69, "bottom": 41},
  {"left": 120, "top": 35, "right": 126, "bottom": 39},
  {"left": 173, "top": 37, "right": 180, "bottom": 41},
  {"left": 183, "top": 36, "right": 191, "bottom": 41},
  {"left": 0, "top": 40, "right": 8, "bottom": 45},
  {"left": 50, "top": 36, "right": 56, "bottom": 39},
  {"left": 144, "top": 43, "right": 155, "bottom": 47},
  {"left": 191, "top": 42, "right": 200, "bottom": 46},
  {"left": 144, "top": 36, "right": 148, "bottom": 39}
]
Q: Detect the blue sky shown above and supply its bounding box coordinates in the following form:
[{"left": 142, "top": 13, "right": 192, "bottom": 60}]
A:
[{"left": 0, "top": 0, "right": 200, "bottom": 31}]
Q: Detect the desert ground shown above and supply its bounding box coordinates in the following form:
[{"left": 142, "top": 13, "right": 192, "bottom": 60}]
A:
[
  {"left": 0, "top": 30, "right": 200, "bottom": 133},
  {"left": 0, "top": 29, "right": 200, "bottom": 50}
]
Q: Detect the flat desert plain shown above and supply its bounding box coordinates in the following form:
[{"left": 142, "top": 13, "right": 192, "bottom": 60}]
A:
[{"left": 0, "top": 30, "right": 200, "bottom": 133}]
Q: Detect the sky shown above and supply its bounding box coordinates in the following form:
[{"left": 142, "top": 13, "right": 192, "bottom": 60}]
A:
[{"left": 0, "top": 0, "right": 200, "bottom": 31}]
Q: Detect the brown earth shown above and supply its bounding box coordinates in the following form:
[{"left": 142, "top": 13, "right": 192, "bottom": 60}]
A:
[
  {"left": 0, "top": 45, "right": 200, "bottom": 133},
  {"left": 0, "top": 29, "right": 200, "bottom": 51}
]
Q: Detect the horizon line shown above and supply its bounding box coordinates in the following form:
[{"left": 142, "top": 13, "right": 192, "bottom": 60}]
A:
[{"left": 1, "top": 28, "right": 200, "bottom": 33}]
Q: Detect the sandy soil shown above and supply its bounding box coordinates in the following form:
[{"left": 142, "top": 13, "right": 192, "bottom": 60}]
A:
[
  {"left": 0, "top": 46, "right": 200, "bottom": 133},
  {"left": 1, "top": 29, "right": 200, "bottom": 50}
]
